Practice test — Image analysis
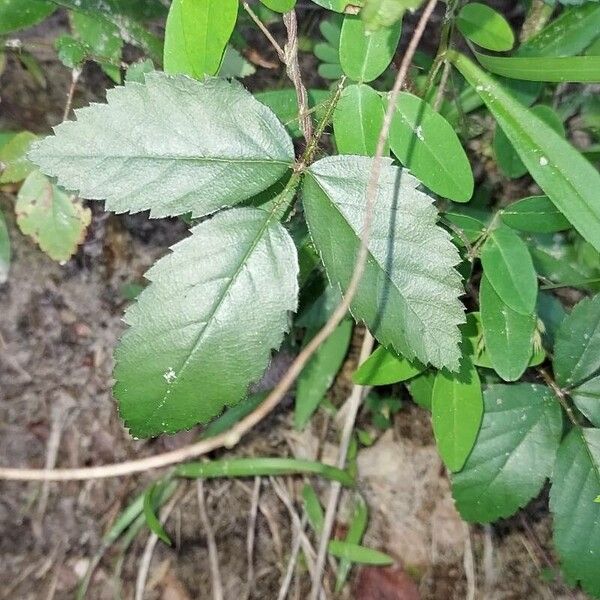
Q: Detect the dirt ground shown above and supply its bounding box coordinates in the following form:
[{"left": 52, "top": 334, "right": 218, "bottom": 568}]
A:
[{"left": 0, "top": 8, "right": 592, "bottom": 600}]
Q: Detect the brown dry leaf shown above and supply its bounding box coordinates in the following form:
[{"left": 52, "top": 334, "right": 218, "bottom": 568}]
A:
[{"left": 353, "top": 565, "right": 420, "bottom": 600}]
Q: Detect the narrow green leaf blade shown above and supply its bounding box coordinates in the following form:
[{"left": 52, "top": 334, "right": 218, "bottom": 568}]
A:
[
  {"left": 388, "top": 92, "right": 474, "bottom": 202},
  {"left": 451, "top": 52, "right": 600, "bottom": 253},
  {"left": 570, "top": 376, "right": 600, "bottom": 427},
  {"left": 453, "top": 384, "right": 562, "bottom": 522},
  {"left": 30, "top": 73, "right": 294, "bottom": 219},
  {"left": 303, "top": 156, "right": 465, "bottom": 370},
  {"left": 295, "top": 319, "right": 353, "bottom": 429},
  {"left": 457, "top": 3, "right": 514, "bottom": 51},
  {"left": 339, "top": 14, "right": 401, "bottom": 83},
  {"left": 353, "top": 345, "right": 424, "bottom": 385},
  {"left": 143, "top": 483, "right": 172, "bottom": 545},
  {"left": 481, "top": 227, "right": 538, "bottom": 315},
  {"left": 550, "top": 429, "right": 600, "bottom": 596},
  {"left": 502, "top": 195, "right": 571, "bottom": 233},
  {"left": 335, "top": 494, "right": 368, "bottom": 592},
  {"left": 302, "top": 484, "right": 324, "bottom": 533},
  {"left": 114, "top": 207, "right": 298, "bottom": 438},
  {"left": 327, "top": 540, "right": 393, "bottom": 565},
  {"left": 432, "top": 356, "right": 483, "bottom": 472},
  {"left": 480, "top": 275, "right": 536, "bottom": 382},
  {"left": 164, "top": 0, "right": 238, "bottom": 78},
  {"left": 553, "top": 294, "right": 600, "bottom": 388}
]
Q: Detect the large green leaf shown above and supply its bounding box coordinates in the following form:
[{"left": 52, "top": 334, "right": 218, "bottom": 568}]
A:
[
  {"left": 353, "top": 345, "right": 424, "bottom": 385},
  {"left": 570, "top": 376, "right": 600, "bottom": 427},
  {"left": 550, "top": 428, "right": 600, "bottom": 596},
  {"left": 453, "top": 384, "right": 562, "bottom": 522},
  {"left": 480, "top": 227, "right": 538, "bottom": 315},
  {"left": 0, "top": 209, "right": 10, "bottom": 284},
  {"left": 30, "top": 74, "right": 294, "bottom": 219},
  {"left": 501, "top": 195, "right": 571, "bottom": 233},
  {"left": 303, "top": 156, "right": 465, "bottom": 370},
  {"left": 479, "top": 275, "right": 536, "bottom": 382},
  {"left": 16, "top": 171, "right": 91, "bottom": 262},
  {"left": 388, "top": 92, "right": 474, "bottom": 202},
  {"left": 475, "top": 52, "right": 600, "bottom": 83},
  {"left": 517, "top": 4, "right": 600, "bottom": 57},
  {"left": 457, "top": 3, "right": 514, "bottom": 52},
  {"left": 333, "top": 83, "right": 386, "bottom": 155},
  {"left": 164, "top": 0, "right": 238, "bottom": 78},
  {"left": 450, "top": 52, "right": 600, "bottom": 253},
  {"left": 0, "top": 0, "right": 55, "bottom": 34},
  {"left": 260, "top": 0, "right": 296, "bottom": 11},
  {"left": 553, "top": 294, "right": 600, "bottom": 388},
  {"left": 432, "top": 356, "right": 483, "bottom": 472},
  {"left": 339, "top": 14, "right": 401, "bottom": 83},
  {"left": 408, "top": 370, "right": 435, "bottom": 410},
  {"left": 114, "top": 206, "right": 299, "bottom": 438}
]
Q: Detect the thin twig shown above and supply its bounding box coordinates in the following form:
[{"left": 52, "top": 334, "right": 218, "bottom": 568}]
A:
[
  {"left": 433, "top": 59, "right": 452, "bottom": 112},
  {"left": 242, "top": 2, "right": 285, "bottom": 61},
  {"left": 463, "top": 523, "right": 476, "bottom": 600},
  {"left": 277, "top": 513, "right": 307, "bottom": 600},
  {"left": 245, "top": 477, "right": 261, "bottom": 599},
  {"left": 62, "top": 68, "right": 81, "bottom": 122},
  {"left": 197, "top": 480, "right": 224, "bottom": 600}
]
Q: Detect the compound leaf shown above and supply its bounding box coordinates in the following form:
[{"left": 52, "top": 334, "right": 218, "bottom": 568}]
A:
[
  {"left": 303, "top": 155, "right": 465, "bottom": 370},
  {"left": 114, "top": 207, "right": 298, "bottom": 438},
  {"left": 501, "top": 195, "right": 571, "bottom": 233},
  {"left": 453, "top": 384, "right": 562, "bottom": 522},
  {"left": 550, "top": 428, "right": 600, "bottom": 596},
  {"left": 553, "top": 294, "right": 600, "bottom": 388},
  {"left": 457, "top": 3, "right": 514, "bottom": 52},
  {"left": 30, "top": 73, "right": 294, "bottom": 219}
]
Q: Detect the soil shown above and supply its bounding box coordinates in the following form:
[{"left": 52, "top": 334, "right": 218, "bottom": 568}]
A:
[{"left": 0, "top": 7, "right": 592, "bottom": 600}]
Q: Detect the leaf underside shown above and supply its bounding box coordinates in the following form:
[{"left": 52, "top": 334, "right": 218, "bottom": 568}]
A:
[
  {"left": 29, "top": 73, "right": 294, "bottom": 219},
  {"left": 114, "top": 207, "right": 299, "bottom": 438},
  {"left": 303, "top": 155, "right": 465, "bottom": 370}
]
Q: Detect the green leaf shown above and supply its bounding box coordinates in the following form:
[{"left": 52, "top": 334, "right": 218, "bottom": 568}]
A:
[
  {"left": 30, "top": 74, "right": 294, "bottom": 219},
  {"left": 303, "top": 156, "right": 465, "bottom": 370},
  {"left": 335, "top": 494, "right": 368, "bottom": 592},
  {"left": 143, "top": 483, "right": 172, "bottom": 545},
  {"left": 55, "top": 35, "right": 88, "bottom": 69},
  {"left": 114, "top": 206, "right": 298, "bottom": 438},
  {"left": 311, "top": 0, "right": 365, "bottom": 11},
  {"left": 408, "top": 370, "right": 435, "bottom": 410},
  {"left": 327, "top": 540, "right": 393, "bottom": 565},
  {"left": 457, "top": 3, "right": 514, "bottom": 52},
  {"left": 164, "top": 0, "right": 238, "bottom": 79},
  {"left": 493, "top": 104, "right": 565, "bottom": 179},
  {"left": 550, "top": 428, "right": 600, "bottom": 596},
  {"left": 388, "top": 92, "right": 474, "bottom": 202},
  {"left": 553, "top": 294, "right": 600, "bottom": 388},
  {"left": 537, "top": 290, "right": 566, "bottom": 347},
  {"left": 361, "top": 0, "right": 422, "bottom": 32},
  {"left": 0, "top": 0, "right": 55, "bottom": 34},
  {"left": 260, "top": 0, "right": 296, "bottom": 11},
  {"left": 295, "top": 319, "right": 353, "bottom": 429},
  {"left": 502, "top": 196, "right": 571, "bottom": 233},
  {"left": 0, "top": 131, "right": 37, "bottom": 184},
  {"left": 0, "top": 209, "right": 10, "bottom": 284},
  {"left": 453, "top": 383, "right": 562, "bottom": 522},
  {"left": 125, "top": 58, "right": 154, "bottom": 83},
  {"left": 475, "top": 52, "right": 600, "bottom": 83},
  {"left": 333, "top": 83, "right": 386, "bottom": 155},
  {"left": 16, "top": 171, "right": 91, "bottom": 262},
  {"left": 339, "top": 14, "right": 401, "bottom": 83},
  {"left": 450, "top": 52, "right": 600, "bottom": 254},
  {"left": 480, "top": 227, "right": 538, "bottom": 315},
  {"left": 432, "top": 356, "right": 483, "bottom": 472},
  {"left": 201, "top": 392, "right": 267, "bottom": 439},
  {"left": 480, "top": 275, "right": 536, "bottom": 382},
  {"left": 353, "top": 345, "right": 424, "bottom": 385},
  {"left": 517, "top": 4, "right": 600, "bottom": 58},
  {"left": 302, "top": 484, "right": 324, "bottom": 533},
  {"left": 443, "top": 213, "right": 485, "bottom": 244},
  {"left": 218, "top": 45, "right": 256, "bottom": 79},
  {"left": 570, "top": 376, "right": 600, "bottom": 427}
]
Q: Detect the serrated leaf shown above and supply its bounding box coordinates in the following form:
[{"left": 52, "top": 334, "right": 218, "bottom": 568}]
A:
[
  {"left": 303, "top": 155, "right": 465, "bottom": 370},
  {"left": 114, "top": 206, "right": 298, "bottom": 438},
  {"left": 333, "top": 83, "right": 386, "bottom": 155},
  {"left": 16, "top": 170, "right": 91, "bottom": 262},
  {"left": 30, "top": 73, "right": 294, "bottom": 219},
  {"left": 295, "top": 319, "right": 353, "bottom": 429},
  {"left": 164, "top": 0, "right": 237, "bottom": 79},
  {"left": 0, "top": 131, "right": 37, "bottom": 184},
  {"left": 502, "top": 195, "right": 571, "bottom": 233},
  {"left": 457, "top": 3, "right": 514, "bottom": 52},
  {"left": 0, "top": 0, "right": 55, "bottom": 34},
  {"left": 453, "top": 384, "right": 562, "bottom": 522},
  {"left": 481, "top": 227, "right": 538, "bottom": 315},
  {"left": 353, "top": 345, "right": 424, "bottom": 385},
  {"left": 432, "top": 355, "right": 483, "bottom": 472},
  {"left": 480, "top": 275, "right": 536, "bottom": 382},
  {"left": 450, "top": 52, "right": 600, "bottom": 253},
  {"left": 339, "top": 14, "right": 401, "bottom": 83},
  {"left": 570, "top": 376, "right": 600, "bottom": 427},
  {"left": 550, "top": 428, "right": 600, "bottom": 596},
  {"left": 553, "top": 294, "right": 600, "bottom": 388},
  {"left": 0, "top": 209, "right": 10, "bottom": 284},
  {"left": 388, "top": 92, "right": 474, "bottom": 202}
]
